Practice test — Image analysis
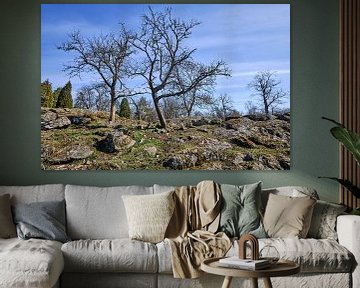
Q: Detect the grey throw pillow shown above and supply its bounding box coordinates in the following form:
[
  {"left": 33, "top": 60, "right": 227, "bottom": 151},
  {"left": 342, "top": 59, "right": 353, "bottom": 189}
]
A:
[
  {"left": 218, "top": 182, "right": 266, "bottom": 238},
  {"left": 12, "top": 200, "right": 70, "bottom": 243},
  {"left": 307, "top": 200, "right": 347, "bottom": 240}
]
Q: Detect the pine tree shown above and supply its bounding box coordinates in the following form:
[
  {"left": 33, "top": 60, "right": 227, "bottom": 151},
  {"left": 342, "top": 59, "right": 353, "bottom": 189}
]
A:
[
  {"left": 118, "top": 98, "right": 131, "bottom": 118},
  {"left": 41, "top": 80, "right": 54, "bottom": 108},
  {"left": 135, "top": 96, "right": 155, "bottom": 121},
  {"left": 52, "top": 87, "right": 62, "bottom": 108},
  {"left": 56, "top": 81, "right": 73, "bottom": 108}
]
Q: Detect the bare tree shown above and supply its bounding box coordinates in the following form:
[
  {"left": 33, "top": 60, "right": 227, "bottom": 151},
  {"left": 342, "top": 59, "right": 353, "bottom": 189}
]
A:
[
  {"left": 92, "top": 84, "right": 111, "bottom": 111},
  {"left": 272, "top": 106, "right": 290, "bottom": 115},
  {"left": 173, "top": 61, "right": 216, "bottom": 116},
  {"left": 162, "top": 97, "right": 183, "bottom": 119},
  {"left": 245, "top": 100, "right": 258, "bottom": 116},
  {"left": 212, "top": 94, "right": 236, "bottom": 120},
  {"left": 58, "top": 30, "right": 136, "bottom": 122},
  {"left": 248, "top": 70, "right": 288, "bottom": 115},
  {"left": 75, "top": 84, "right": 110, "bottom": 112},
  {"left": 130, "top": 7, "right": 230, "bottom": 129},
  {"left": 130, "top": 96, "right": 156, "bottom": 121},
  {"left": 75, "top": 86, "right": 93, "bottom": 110}
]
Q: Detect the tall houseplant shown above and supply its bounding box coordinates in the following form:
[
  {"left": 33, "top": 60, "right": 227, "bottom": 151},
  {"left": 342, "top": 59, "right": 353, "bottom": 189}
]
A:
[{"left": 320, "top": 117, "right": 360, "bottom": 214}]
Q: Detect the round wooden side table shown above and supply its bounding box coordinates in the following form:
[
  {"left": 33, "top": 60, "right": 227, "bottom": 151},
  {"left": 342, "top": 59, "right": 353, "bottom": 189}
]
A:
[{"left": 201, "top": 257, "right": 300, "bottom": 288}]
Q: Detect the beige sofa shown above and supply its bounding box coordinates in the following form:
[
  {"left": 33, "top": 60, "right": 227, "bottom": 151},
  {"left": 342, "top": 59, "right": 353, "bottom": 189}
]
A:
[{"left": 0, "top": 184, "right": 358, "bottom": 288}]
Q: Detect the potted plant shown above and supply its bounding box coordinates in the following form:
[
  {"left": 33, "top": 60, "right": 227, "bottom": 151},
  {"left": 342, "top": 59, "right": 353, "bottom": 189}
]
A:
[{"left": 320, "top": 117, "right": 360, "bottom": 215}]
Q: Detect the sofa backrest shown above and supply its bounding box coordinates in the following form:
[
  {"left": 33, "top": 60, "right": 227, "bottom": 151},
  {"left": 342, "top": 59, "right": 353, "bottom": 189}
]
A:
[
  {"left": 153, "top": 184, "right": 177, "bottom": 194},
  {"left": 0, "top": 183, "right": 320, "bottom": 240},
  {"left": 154, "top": 184, "right": 320, "bottom": 211},
  {"left": 0, "top": 184, "right": 65, "bottom": 204},
  {"left": 65, "top": 184, "right": 154, "bottom": 240}
]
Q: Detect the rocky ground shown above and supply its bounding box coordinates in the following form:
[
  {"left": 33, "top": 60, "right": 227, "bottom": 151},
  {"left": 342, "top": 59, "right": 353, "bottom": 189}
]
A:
[{"left": 41, "top": 108, "right": 290, "bottom": 170}]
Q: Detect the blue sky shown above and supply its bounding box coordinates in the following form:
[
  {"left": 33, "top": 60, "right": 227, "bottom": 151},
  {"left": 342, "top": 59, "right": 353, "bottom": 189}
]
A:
[{"left": 41, "top": 4, "right": 290, "bottom": 112}]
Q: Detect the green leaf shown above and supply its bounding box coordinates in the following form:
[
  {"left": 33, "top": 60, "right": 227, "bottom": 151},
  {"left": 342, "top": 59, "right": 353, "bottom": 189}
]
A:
[
  {"left": 319, "top": 177, "right": 360, "bottom": 198},
  {"left": 330, "top": 127, "right": 360, "bottom": 165},
  {"left": 322, "top": 117, "right": 360, "bottom": 165},
  {"left": 351, "top": 208, "right": 360, "bottom": 215},
  {"left": 322, "top": 117, "right": 344, "bottom": 127}
]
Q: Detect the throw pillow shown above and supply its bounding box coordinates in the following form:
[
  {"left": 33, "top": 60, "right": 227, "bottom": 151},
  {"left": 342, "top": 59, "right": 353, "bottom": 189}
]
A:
[
  {"left": 307, "top": 200, "right": 347, "bottom": 240},
  {"left": 0, "top": 194, "right": 17, "bottom": 238},
  {"left": 122, "top": 191, "right": 175, "bottom": 243},
  {"left": 218, "top": 182, "right": 266, "bottom": 238},
  {"left": 261, "top": 186, "right": 319, "bottom": 214},
  {"left": 263, "top": 193, "right": 316, "bottom": 238},
  {"left": 12, "top": 200, "right": 70, "bottom": 243}
]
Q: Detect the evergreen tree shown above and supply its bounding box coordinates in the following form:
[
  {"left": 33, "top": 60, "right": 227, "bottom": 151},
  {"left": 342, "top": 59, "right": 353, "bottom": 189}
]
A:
[
  {"left": 52, "top": 87, "right": 62, "bottom": 108},
  {"left": 56, "top": 81, "right": 73, "bottom": 108},
  {"left": 118, "top": 98, "right": 131, "bottom": 118},
  {"left": 134, "top": 96, "right": 155, "bottom": 121},
  {"left": 41, "top": 80, "right": 54, "bottom": 107}
]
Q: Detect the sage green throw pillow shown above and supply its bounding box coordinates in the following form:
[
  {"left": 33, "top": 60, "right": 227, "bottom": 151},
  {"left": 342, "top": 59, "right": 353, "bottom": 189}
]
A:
[{"left": 218, "top": 182, "right": 266, "bottom": 238}]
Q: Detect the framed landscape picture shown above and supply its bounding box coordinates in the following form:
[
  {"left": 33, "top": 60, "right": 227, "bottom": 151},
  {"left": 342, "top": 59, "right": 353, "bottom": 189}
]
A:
[{"left": 41, "top": 3, "right": 290, "bottom": 170}]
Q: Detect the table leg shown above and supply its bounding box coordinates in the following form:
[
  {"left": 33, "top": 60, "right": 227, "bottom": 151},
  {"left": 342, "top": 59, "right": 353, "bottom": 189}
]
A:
[
  {"left": 251, "top": 278, "right": 258, "bottom": 288},
  {"left": 221, "top": 276, "right": 233, "bottom": 288},
  {"left": 263, "top": 277, "right": 273, "bottom": 288}
]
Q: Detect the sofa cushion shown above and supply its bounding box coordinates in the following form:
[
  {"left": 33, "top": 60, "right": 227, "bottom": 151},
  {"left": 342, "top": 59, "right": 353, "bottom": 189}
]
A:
[
  {"left": 307, "top": 200, "right": 347, "bottom": 240},
  {"left": 263, "top": 193, "right": 316, "bottom": 238},
  {"left": 65, "top": 185, "right": 153, "bottom": 239},
  {"left": 0, "top": 238, "right": 64, "bottom": 288},
  {"left": 0, "top": 184, "right": 65, "bottom": 204},
  {"left": 61, "top": 239, "right": 158, "bottom": 273},
  {"left": 156, "top": 240, "right": 173, "bottom": 274},
  {"left": 12, "top": 200, "right": 70, "bottom": 243},
  {"left": 0, "top": 194, "right": 16, "bottom": 238},
  {"left": 158, "top": 237, "right": 353, "bottom": 274},
  {"left": 122, "top": 191, "right": 175, "bottom": 243},
  {"left": 235, "top": 238, "right": 353, "bottom": 273},
  {"left": 261, "top": 238, "right": 353, "bottom": 273},
  {"left": 261, "top": 186, "right": 319, "bottom": 213},
  {"left": 218, "top": 182, "right": 266, "bottom": 238}
]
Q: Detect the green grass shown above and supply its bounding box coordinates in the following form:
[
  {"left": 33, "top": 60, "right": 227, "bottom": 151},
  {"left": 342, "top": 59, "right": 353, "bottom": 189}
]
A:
[{"left": 41, "top": 108, "right": 290, "bottom": 170}]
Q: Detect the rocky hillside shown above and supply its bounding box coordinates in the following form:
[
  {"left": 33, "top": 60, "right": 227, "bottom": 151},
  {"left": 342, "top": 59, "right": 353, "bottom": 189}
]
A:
[{"left": 41, "top": 108, "right": 290, "bottom": 170}]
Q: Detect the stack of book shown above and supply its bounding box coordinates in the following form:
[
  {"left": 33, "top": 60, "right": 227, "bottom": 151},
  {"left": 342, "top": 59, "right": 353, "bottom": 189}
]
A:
[{"left": 218, "top": 257, "right": 271, "bottom": 270}]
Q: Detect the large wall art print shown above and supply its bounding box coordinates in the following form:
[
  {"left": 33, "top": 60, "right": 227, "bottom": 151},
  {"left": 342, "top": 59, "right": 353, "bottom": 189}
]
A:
[{"left": 41, "top": 3, "right": 290, "bottom": 170}]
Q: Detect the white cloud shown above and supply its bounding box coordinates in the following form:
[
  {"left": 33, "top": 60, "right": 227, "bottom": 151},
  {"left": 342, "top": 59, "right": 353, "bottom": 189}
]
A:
[
  {"left": 232, "top": 68, "right": 290, "bottom": 78},
  {"left": 41, "top": 20, "right": 117, "bottom": 39}
]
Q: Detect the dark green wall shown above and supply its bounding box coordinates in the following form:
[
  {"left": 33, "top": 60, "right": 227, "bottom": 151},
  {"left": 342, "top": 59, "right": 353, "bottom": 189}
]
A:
[{"left": 0, "top": 0, "right": 340, "bottom": 202}]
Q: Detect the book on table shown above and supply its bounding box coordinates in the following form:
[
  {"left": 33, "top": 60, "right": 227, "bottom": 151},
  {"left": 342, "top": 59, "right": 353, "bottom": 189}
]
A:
[{"left": 218, "top": 257, "right": 271, "bottom": 270}]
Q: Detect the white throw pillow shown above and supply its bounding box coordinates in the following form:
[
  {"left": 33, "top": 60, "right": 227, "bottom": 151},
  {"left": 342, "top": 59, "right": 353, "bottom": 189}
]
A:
[{"left": 122, "top": 191, "right": 175, "bottom": 243}]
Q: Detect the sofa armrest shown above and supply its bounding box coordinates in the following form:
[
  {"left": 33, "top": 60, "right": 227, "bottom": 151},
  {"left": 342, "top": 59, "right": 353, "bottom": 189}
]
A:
[{"left": 337, "top": 215, "right": 360, "bottom": 288}]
